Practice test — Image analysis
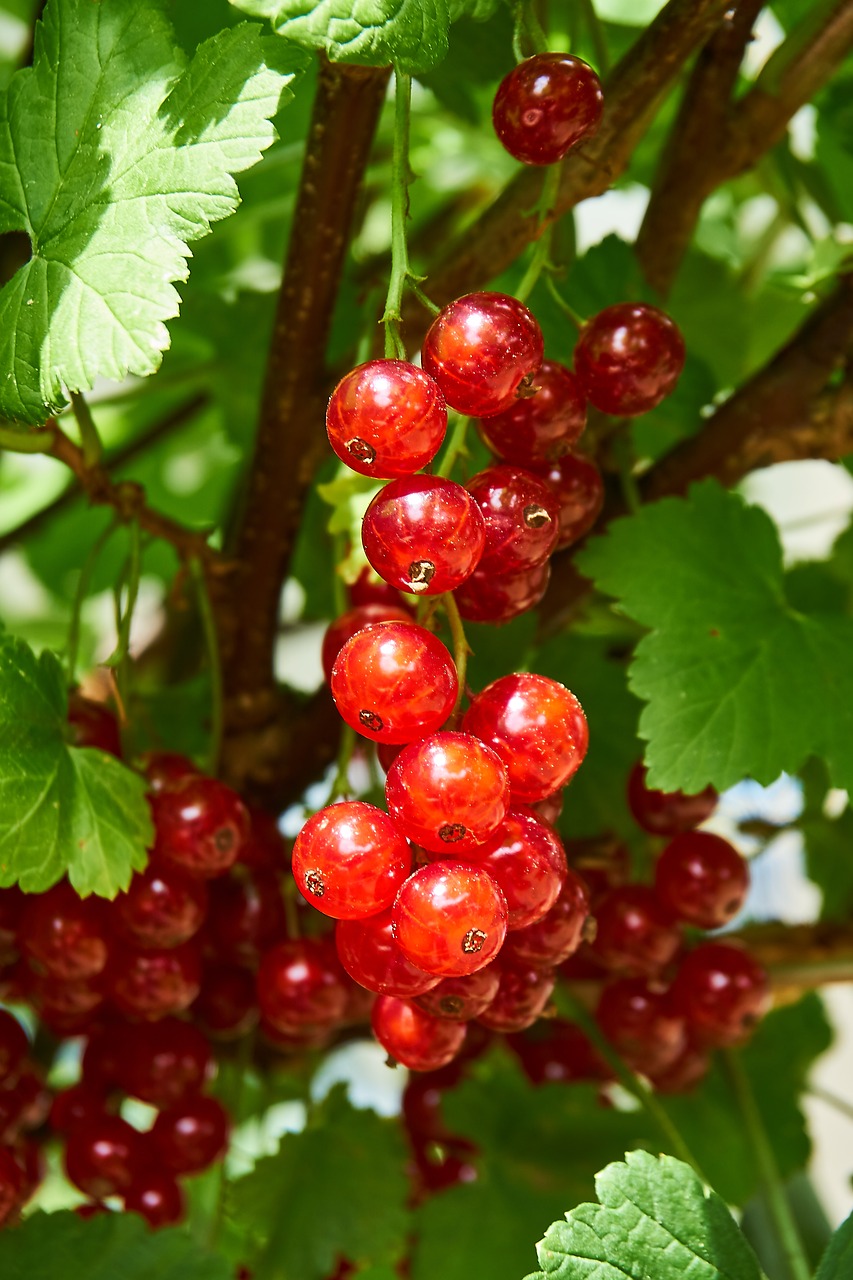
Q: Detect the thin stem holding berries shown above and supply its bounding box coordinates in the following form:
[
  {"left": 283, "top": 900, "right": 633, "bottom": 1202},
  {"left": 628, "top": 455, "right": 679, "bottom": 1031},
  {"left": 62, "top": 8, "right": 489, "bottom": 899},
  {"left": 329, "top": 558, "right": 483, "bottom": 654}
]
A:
[{"left": 382, "top": 68, "right": 414, "bottom": 360}]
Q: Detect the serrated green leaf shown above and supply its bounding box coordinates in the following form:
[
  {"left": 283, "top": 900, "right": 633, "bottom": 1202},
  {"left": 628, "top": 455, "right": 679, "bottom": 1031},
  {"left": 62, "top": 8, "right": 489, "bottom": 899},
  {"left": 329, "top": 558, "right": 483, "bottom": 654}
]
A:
[
  {"left": 815, "top": 1210, "right": 853, "bottom": 1280},
  {"left": 524, "top": 1151, "right": 763, "bottom": 1280},
  {"left": 0, "top": 631, "right": 152, "bottom": 895},
  {"left": 0, "top": 0, "right": 304, "bottom": 424},
  {"left": 0, "top": 1210, "right": 233, "bottom": 1280},
  {"left": 230, "top": 1087, "right": 411, "bottom": 1279},
  {"left": 577, "top": 480, "right": 853, "bottom": 795}
]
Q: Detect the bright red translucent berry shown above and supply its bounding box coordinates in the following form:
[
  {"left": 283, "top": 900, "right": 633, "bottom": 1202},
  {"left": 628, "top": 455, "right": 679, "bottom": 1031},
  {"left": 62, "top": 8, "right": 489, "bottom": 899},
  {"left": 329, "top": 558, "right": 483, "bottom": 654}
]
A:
[
  {"left": 113, "top": 1018, "right": 212, "bottom": 1106},
  {"left": 362, "top": 475, "right": 486, "bottom": 596},
  {"left": 655, "top": 831, "right": 749, "bottom": 930},
  {"left": 257, "top": 939, "right": 350, "bottom": 1034},
  {"left": 573, "top": 303, "right": 686, "bottom": 416},
  {"left": 64, "top": 1116, "right": 145, "bottom": 1198},
  {"left": 531, "top": 789, "right": 564, "bottom": 825},
  {"left": 331, "top": 622, "right": 458, "bottom": 745},
  {"left": 141, "top": 751, "right": 198, "bottom": 794},
  {"left": 152, "top": 775, "right": 249, "bottom": 879},
  {"left": 372, "top": 995, "right": 467, "bottom": 1071},
  {"left": 392, "top": 863, "right": 508, "bottom": 978},
  {"left": 596, "top": 977, "right": 687, "bottom": 1075},
  {"left": 466, "top": 464, "right": 560, "bottom": 573},
  {"left": 414, "top": 963, "right": 501, "bottom": 1021},
  {"left": 493, "top": 53, "right": 604, "bottom": 166},
  {"left": 114, "top": 865, "right": 208, "bottom": 950},
  {"left": 456, "top": 560, "right": 550, "bottom": 625},
  {"left": 336, "top": 909, "right": 439, "bottom": 998},
  {"left": 0, "top": 1011, "right": 27, "bottom": 1086},
  {"left": 463, "top": 673, "right": 588, "bottom": 802},
  {"left": 478, "top": 361, "right": 587, "bottom": 464},
  {"left": 193, "top": 963, "right": 258, "bottom": 1039},
  {"left": 206, "top": 868, "right": 286, "bottom": 966},
  {"left": 20, "top": 881, "right": 109, "bottom": 981},
  {"left": 0, "top": 1146, "right": 24, "bottom": 1226},
  {"left": 108, "top": 941, "right": 202, "bottom": 1019},
  {"left": 124, "top": 1170, "right": 185, "bottom": 1228},
  {"left": 589, "top": 886, "right": 682, "bottom": 978},
  {"left": 293, "top": 801, "right": 412, "bottom": 920},
  {"left": 627, "top": 762, "right": 717, "bottom": 836},
  {"left": 349, "top": 566, "right": 410, "bottom": 610},
  {"left": 502, "top": 867, "right": 590, "bottom": 968},
  {"left": 477, "top": 961, "right": 555, "bottom": 1033},
  {"left": 385, "top": 732, "right": 509, "bottom": 855},
  {"left": 670, "top": 942, "right": 770, "bottom": 1047},
  {"left": 421, "top": 292, "right": 544, "bottom": 417},
  {"left": 326, "top": 359, "right": 447, "bottom": 478},
  {"left": 530, "top": 451, "right": 604, "bottom": 548},
  {"left": 151, "top": 1095, "right": 230, "bottom": 1174},
  {"left": 322, "top": 604, "right": 414, "bottom": 686},
  {"left": 465, "top": 808, "right": 566, "bottom": 931},
  {"left": 67, "top": 692, "right": 122, "bottom": 756},
  {"left": 50, "top": 1083, "right": 109, "bottom": 1136}
]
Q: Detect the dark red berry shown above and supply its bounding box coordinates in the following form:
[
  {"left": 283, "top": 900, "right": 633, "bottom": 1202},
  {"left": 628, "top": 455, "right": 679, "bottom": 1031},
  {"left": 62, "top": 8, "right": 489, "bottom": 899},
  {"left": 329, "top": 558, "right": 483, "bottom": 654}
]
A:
[
  {"left": 64, "top": 1116, "right": 145, "bottom": 1198},
  {"left": 326, "top": 359, "right": 447, "bottom": 478},
  {"left": 193, "top": 963, "right": 258, "bottom": 1039},
  {"left": 206, "top": 868, "right": 286, "bottom": 965},
  {"left": 0, "top": 1011, "right": 27, "bottom": 1086},
  {"left": 257, "top": 939, "right": 350, "bottom": 1034},
  {"left": 124, "top": 1170, "right": 185, "bottom": 1228},
  {"left": 530, "top": 451, "right": 604, "bottom": 548},
  {"left": 114, "top": 865, "right": 208, "bottom": 950},
  {"left": 240, "top": 806, "right": 288, "bottom": 872},
  {"left": 493, "top": 53, "right": 603, "bottom": 166},
  {"left": 477, "top": 960, "right": 555, "bottom": 1033},
  {"left": 392, "top": 863, "right": 508, "bottom": 978},
  {"left": 508, "top": 1020, "right": 610, "bottom": 1085},
  {"left": 293, "top": 801, "right": 411, "bottom": 920},
  {"left": 0, "top": 1146, "right": 24, "bottom": 1226},
  {"left": 50, "top": 1083, "right": 110, "bottom": 1136},
  {"left": 596, "top": 977, "right": 687, "bottom": 1075},
  {"left": 456, "top": 560, "right": 550, "bottom": 625},
  {"left": 466, "top": 464, "right": 560, "bottom": 573},
  {"left": 464, "top": 808, "right": 566, "bottom": 931},
  {"left": 414, "top": 963, "right": 501, "bottom": 1021},
  {"left": 655, "top": 831, "right": 749, "bottom": 930},
  {"left": 502, "top": 868, "right": 590, "bottom": 968},
  {"left": 336, "top": 909, "right": 439, "bottom": 998},
  {"left": 362, "top": 475, "right": 486, "bottom": 596},
  {"left": 669, "top": 942, "right": 769, "bottom": 1047},
  {"left": 589, "top": 886, "right": 681, "bottom": 978},
  {"left": 573, "top": 303, "right": 685, "bottom": 416},
  {"left": 20, "top": 881, "right": 109, "bottom": 981},
  {"left": 113, "top": 1018, "right": 212, "bottom": 1106},
  {"left": 141, "top": 751, "right": 198, "bottom": 794},
  {"left": 322, "top": 604, "right": 414, "bottom": 686},
  {"left": 152, "top": 775, "right": 249, "bottom": 879},
  {"left": 67, "top": 692, "right": 122, "bottom": 756},
  {"left": 0, "top": 887, "right": 25, "bottom": 963},
  {"left": 478, "top": 361, "right": 586, "bottom": 464},
  {"left": 627, "top": 762, "right": 717, "bottom": 836},
  {"left": 372, "top": 996, "right": 467, "bottom": 1071},
  {"left": 151, "top": 1095, "right": 230, "bottom": 1174},
  {"left": 108, "top": 941, "right": 202, "bottom": 1019}
]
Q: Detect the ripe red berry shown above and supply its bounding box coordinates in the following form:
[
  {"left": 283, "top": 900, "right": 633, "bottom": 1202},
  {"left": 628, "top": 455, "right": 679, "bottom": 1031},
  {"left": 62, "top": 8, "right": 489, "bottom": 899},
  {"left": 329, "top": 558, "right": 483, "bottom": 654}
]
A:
[
  {"left": 414, "top": 963, "right": 501, "bottom": 1021},
  {"left": 492, "top": 53, "right": 604, "bottom": 166},
  {"left": 573, "top": 303, "right": 686, "bottom": 416},
  {"left": 257, "top": 939, "right": 350, "bottom": 1034},
  {"left": 502, "top": 867, "right": 590, "bottom": 968},
  {"left": 0, "top": 887, "right": 24, "bottom": 963},
  {"left": 627, "top": 762, "right": 717, "bottom": 836},
  {"left": 588, "top": 886, "right": 681, "bottom": 978},
  {"left": 193, "top": 963, "right": 258, "bottom": 1039},
  {"left": 456, "top": 560, "right": 550, "bottom": 625},
  {"left": 463, "top": 673, "right": 588, "bottom": 802},
  {"left": 476, "top": 959, "right": 555, "bottom": 1032},
  {"left": 20, "top": 881, "right": 109, "bottom": 982},
  {"left": 596, "top": 977, "right": 687, "bottom": 1075},
  {"left": 0, "top": 1011, "right": 27, "bottom": 1086},
  {"left": 50, "top": 1083, "right": 110, "bottom": 1136},
  {"left": 385, "top": 732, "right": 509, "bottom": 855},
  {"left": 326, "top": 359, "right": 447, "bottom": 477},
  {"left": 361, "top": 475, "right": 486, "bottom": 595},
  {"left": 530, "top": 451, "right": 604, "bottom": 548},
  {"left": 648, "top": 1045, "right": 710, "bottom": 1095},
  {"left": 465, "top": 808, "right": 566, "bottom": 930},
  {"left": 114, "top": 864, "right": 208, "bottom": 950},
  {"left": 108, "top": 941, "right": 202, "bottom": 1019},
  {"left": 669, "top": 942, "right": 770, "bottom": 1047},
  {"left": 141, "top": 751, "right": 198, "bottom": 794},
  {"left": 331, "top": 622, "right": 458, "bottom": 745},
  {"left": 349, "top": 566, "right": 410, "bottom": 610},
  {"left": 372, "top": 995, "right": 467, "bottom": 1071},
  {"left": 151, "top": 1095, "right": 230, "bottom": 1174},
  {"left": 392, "top": 863, "right": 508, "bottom": 978},
  {"left": 112, "top": 1017, "right": 212, "bottom": 1106},
  {"left": 240, "top": 806, "right": 288, "bottom": 872},
  {"left": 293, "top": 801, "right": 412, "bottom": 920},
  {"left": 421, "top": 292, "right": 544, "bottom": 417},
  {"left": 322, "top": 604, "right": 414, "bottom": 686},
  {"left": 67, "top": 692, "right": 122, "bottom": 756},
  {"left": 64, "top": 1116, "right": 145, "bottom": 1198},
  {"left": 124, "top": 1170, "right": 185, "bottom": 1228},
  {"left": 466, "top": 464, "right": 560, "bottom": 573},
  {"left": 206, "top": 868, "right": 286, "bottom": 966},
  {"left": 478, "top": 360, "right": 586, "bottom": 464},
  {"left": 655, "top": 831, "right": 749, "bottom": 930},
  {"left": 335, "top": 909, "right": 439, "bottom": 998},
  {"left": 508, "top": 1020, "right": 610, "bottom": 1086},
  {"left": 152, "top": 775, "right": 249, "bottom": 879}
]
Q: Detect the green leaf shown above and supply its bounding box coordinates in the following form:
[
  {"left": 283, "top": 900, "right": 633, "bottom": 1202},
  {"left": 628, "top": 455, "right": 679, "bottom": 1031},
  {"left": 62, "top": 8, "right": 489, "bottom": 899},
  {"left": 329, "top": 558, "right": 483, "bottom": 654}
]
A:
[
  {"left": 577, "top": 480, "right": 853, "bottom": 795},
  {"left": 815, "top": 1210, "right": 853, "bottom": 1280},
  {"left": 0, "top": 0, "right": 304, "bottom": 424},
  {"left": 0, "top": 1210, "right": 233, "bottom": 1280},
  {"left": 524, "top": 1150, "right": 763, "bottom": 1280},
  {"left": 0, "top": 631, "right": 152, "bottom": 896},
  {"left": 230, "top": 1087, "right": 411, "bottom": 1279},
  {"left": 802, "top": 806, "right": 853, "bottom": 921},
  {"left": 229, "top": 0, "right": 452, "bottom": 74}
]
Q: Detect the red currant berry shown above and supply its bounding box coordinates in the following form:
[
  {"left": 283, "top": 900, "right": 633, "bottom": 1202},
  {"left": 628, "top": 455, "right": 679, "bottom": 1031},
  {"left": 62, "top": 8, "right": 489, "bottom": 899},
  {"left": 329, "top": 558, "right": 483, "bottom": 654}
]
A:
[
  {"left": 531, "top": 789, "right": 564, "bottom": 825},
  {"left": 422, "top": 292, "right": 544, "bottom": 417},
  {"left": 573, "top": 303, "right": 686, "bottom": 416},
  {"left": 141, "top": 751, "right": 198, "bottom": 794},
  {"left": 124, "top": 1170, "right": 185, "bottom": 1228},
  {"left": 293, "top": 801, "right": 411, "bottom": 920},
  {"left": 0, "top": 1011, "right": 27, "bottom": 1086},
  {"left": 392, "top": 863, "right": 508, "bottom": 978},
  {"left": 530, "top": 451, "right": 604, "bottom": 548},
  {"left": 372, "top": 995, "right": 467, "bottom": 1071},
  {"left": 0, "top": 1146, "right": 24, "bottom": 1226},
  {"left": 493, "top": 53, "right": 603, "bottom": 165},
  {"left": 596, "top": 977, "right": 686, "bottom": 1075},
  {"left": 589, "top": 886, "right": 681, "bottom": 978},
  {"left": 463, "top": 673, "right": 588, "bottom": 802},
  {"left": 29, "top": 970, "right": 104, "bottom": 1022},
  {"left": 478, "top": 361, "right": 587, "bottom": 464},
  {"left": 64, "top": 1116, "right": 145, "bottom": 1197},
  {"left": 114, "top": 1018, "right": 212, "bottom": 1106},
  {"left": 240, "top": 806, "right": 288, "bottom": 871},
  {"left": 349, "top": 566, "right": 410, "bottom": 610},
  {"left": 20, "top": 881, "right": 109, "bottom": 981},
  {"left": 50, "top": 1083, "right": 110, "bottom": 1136},
  {"left": 193, "top": 963, "right": 258, "bottom": 1039},
  {"left": 322, "top": 604, "right": 414, "bottom": 686},
  {"left": 648, "top": 1045, "right": 710, "bottom": 1095},
  {"left": 0, "top": 887, "right": 24, "bottom": 963},
  {"left": 477, "top": 961, "right": 555, "bottom": 1033},
  {"left": 257, "top": 939, "right": 350, "bottom": 1034},
  {"left": 331, "top": 622, "right": 458, "bottom": 745},
  {"left": 414, "top": 963, "right": 501, "bottom": 1021},
  {"left": 335, "top": 909, "right": 439, "bottom": 998},
  {"left": 385, "top": 732, "right": 509, "bottom": 855},
  {"left": 108, "top": 941, "right": 202, "bottom": 1019},
  {"left": 114, "top": 865, "right": 208, "bottom": 950},
  {"left": 655, "top": 831, "right": 749, "bottom": 930},
  {"left": 152, "top": 775, "right": 249, "bottom": 879},
  {"left": 456, "top": 560, "right": 550, "bottom": 625},
  {"left": 466, "top": 464, "right": 560, "bottom": 573},
  {"left": 465, "top": 808, "right": 566, "bottom": 930},
  {"left": 326, "top": 359, "right": 447, "bottom": 478},
  {"left": 151, "top": 1095, "right": 230, "bottom": 1174},
  {"left": 627, "top": 763, "right": 717, "bottom": 836},
  {"left": 508, "top": 1020, "right": 610, "bottom": 1085},
  {"left": 670, "top": 942, "right": 769, "bottom": 1047},
  {"left": 362, "top": 475, "right": 486, "bottom": 596},
  {"left": 67, "top": 692, "right": 122, "bottom": 756},
  {"left": 502, "top": 867, "right": 590, "bottom": 968},
  {"left": 206, "top": 868, "right": 286, "bottom": 965}
]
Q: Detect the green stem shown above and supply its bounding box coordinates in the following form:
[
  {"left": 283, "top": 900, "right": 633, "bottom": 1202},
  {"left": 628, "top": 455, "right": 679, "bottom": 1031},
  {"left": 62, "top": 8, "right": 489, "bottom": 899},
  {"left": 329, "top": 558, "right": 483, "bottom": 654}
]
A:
[
  {"left": 516, "top": 164, "right": 562, "bottom": 303},
  {"left": 66, "top": 519, "right": 117, "bottom": 685},
  {"left": 613, "top": 431, "right": 641, "bottom": 514},
  {"left": 807, "top": 1084, "right": 853, "bottom": 1124},
  {"left": 327, "top": 721, "right": 357, "bottom": 802},
  {"left": 0, "top": 424, "right": 54, "bottom": 453},
  {"left": 435, "top": 414, "right": 470, "bottom": 480},
  {"left": 70, "top": 391, "right": 103, "bottom": 468},
  {"left": 544, "top": 273, "right": 585, "bottom": 329},
  {"left": 381, "top": 68, "right": 413, "bottom": 360},
  {"left": 556, "top": 988, "right": 708, "bottom": 1182},
  {"left": 723, "top": 1050, "right": 811, "bottom": 1280},
  {"left": 442, "top": 591, "right": 469, "bottom": 716},
  {"left": 578, "top": 0, "right": 610, "bottom": 75},
  {"left": 189, "top": 556, "right": 224, "bottom": 776},
  {"left": 107, "top": 519, "right": 141, "bottom": 669}
]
